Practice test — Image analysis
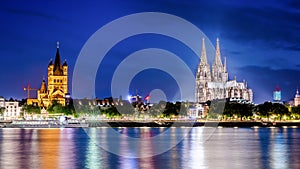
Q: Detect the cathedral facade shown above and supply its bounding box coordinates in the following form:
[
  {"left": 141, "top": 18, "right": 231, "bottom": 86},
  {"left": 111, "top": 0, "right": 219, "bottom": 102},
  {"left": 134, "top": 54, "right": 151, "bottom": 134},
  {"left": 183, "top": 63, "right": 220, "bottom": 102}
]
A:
[
  {"left": 29, "top": 42, "right": 68, "bottom": 107},
  {"left": 195, "top": 38, "right": 253, "bottom": 103}
]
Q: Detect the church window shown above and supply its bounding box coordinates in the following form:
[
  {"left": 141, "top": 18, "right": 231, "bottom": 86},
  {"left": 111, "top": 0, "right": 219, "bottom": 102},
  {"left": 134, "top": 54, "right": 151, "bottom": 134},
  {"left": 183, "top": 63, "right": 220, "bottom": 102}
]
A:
[{"left": 54, "top": 79, "right": 56, "bottom": 83}]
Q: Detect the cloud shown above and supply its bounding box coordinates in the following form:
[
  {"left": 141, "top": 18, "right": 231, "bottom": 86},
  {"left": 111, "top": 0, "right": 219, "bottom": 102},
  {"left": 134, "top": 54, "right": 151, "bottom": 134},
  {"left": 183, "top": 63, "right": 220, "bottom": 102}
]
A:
[
  {"left": 0, "top": 7, "right": 69, "bottom": 22},
  {"left": 237, "top": 65, "right": 300, "bottom": 103},
  {"left": 218, "top": 2, "right": 300, "bottom": 51}
]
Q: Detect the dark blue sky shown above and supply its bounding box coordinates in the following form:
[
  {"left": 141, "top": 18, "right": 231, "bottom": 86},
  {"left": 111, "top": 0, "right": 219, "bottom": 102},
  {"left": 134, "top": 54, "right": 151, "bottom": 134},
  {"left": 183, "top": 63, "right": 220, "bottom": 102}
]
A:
[{"left": 0, "top": 0, "right": 299, "bottom": 103}]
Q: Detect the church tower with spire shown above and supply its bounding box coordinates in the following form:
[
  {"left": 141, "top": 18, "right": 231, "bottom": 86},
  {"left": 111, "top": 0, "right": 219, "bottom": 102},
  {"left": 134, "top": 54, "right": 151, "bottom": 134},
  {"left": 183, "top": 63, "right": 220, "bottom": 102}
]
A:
[
  {"left": 36, "top": 42, "right": 68, "bottom": 107},
  {"left": 195, "top": 37, "right": 253, "bottom": 103},
  {"left": 196, "top": 38, "right": 211, "bottom": 102},
  {"left": 212, "top": 38, "right": 228, "bottom": 83}
]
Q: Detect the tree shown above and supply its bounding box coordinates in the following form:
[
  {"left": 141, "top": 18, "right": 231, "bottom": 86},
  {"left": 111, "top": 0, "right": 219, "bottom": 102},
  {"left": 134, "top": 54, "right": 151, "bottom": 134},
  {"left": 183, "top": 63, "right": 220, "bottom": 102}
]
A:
[
  {"left": 102, "top": 106, "right": 121, "bottom": 119},
  {"left": 207, "top": 99, "right": 226, "bottom": 120},
  {"left": 47, "top": 101, "right": 64, "bottom": 114},
  {"left": 161, "top": 102, "right": 178, "bottom": 118},
  {"left": 254, "top": 102, "right": 290, "bottom": 121},
  {"left": 291, "top": 106, "right": 300, "bottom": 119},
  {"left": 223, "top": 102, "right": 253, "bottom": 121},
  {"left": 23, "top": 104, "right": 41, "bottom": 115},
  {"left": 255, "top": 102, "right": 273, "bottom": 120},
  {"left": 272, "top": 103, "right": 289, "bottom": 120}
]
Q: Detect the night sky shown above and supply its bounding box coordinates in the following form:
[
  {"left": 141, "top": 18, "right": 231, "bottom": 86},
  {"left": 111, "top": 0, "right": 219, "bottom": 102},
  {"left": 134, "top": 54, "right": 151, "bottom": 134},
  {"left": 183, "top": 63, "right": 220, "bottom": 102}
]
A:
[{"left": 0, "top": 0, "right": 299, "bottom": 104}]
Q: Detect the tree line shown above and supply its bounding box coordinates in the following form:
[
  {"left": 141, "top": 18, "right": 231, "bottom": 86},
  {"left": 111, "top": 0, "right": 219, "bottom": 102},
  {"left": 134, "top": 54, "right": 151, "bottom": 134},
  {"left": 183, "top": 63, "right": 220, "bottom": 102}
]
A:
[{"left": 21, "top": 99, "right": 300, "bottom": 121}]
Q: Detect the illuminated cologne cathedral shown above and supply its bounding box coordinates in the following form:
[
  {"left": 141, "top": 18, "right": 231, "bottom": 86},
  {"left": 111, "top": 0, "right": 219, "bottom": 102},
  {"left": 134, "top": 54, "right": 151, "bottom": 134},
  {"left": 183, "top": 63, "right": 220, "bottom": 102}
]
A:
[
  {"left": 195, "top": 38, "right": 253, "bottom": 103},
  {"left": 34, "top": 42, "right": 68, "bottom": 107}
]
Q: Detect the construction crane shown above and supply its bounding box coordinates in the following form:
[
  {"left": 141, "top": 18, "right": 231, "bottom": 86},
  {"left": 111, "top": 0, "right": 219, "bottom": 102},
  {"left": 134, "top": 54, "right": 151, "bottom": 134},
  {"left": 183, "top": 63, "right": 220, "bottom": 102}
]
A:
[{"left": 23, "top": 84, "right": 38, "bottom": 99}]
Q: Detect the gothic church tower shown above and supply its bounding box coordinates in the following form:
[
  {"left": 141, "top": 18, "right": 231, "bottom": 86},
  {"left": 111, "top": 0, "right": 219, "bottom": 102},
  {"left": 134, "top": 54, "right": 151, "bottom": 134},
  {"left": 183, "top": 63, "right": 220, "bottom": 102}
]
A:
[
  {"left": 36, "top": 42, "right": 68, "bottom": 107},
  {"left": 196, "top": 38, "right": 211, "bottom": 102},
  {"left": 212, "top": 38, "right": 228, "bottom": 82}
]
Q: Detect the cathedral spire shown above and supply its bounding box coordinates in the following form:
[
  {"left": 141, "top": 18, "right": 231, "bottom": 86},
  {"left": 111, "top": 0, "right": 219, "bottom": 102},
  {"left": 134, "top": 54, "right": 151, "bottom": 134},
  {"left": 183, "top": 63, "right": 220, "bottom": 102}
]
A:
[
  {"left": 200, "top": 37, "right": 208, "bottom": 65},
  {"left": 214, "top": 37, "right": 223, "bottom": 67}
]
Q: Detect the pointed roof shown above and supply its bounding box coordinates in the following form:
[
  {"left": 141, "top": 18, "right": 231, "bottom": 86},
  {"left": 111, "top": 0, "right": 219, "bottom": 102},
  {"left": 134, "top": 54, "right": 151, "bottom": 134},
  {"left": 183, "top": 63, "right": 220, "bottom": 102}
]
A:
[
  {"left": 53, "top": 41, "right": 63, "bottom": 75},
  {"left": 213, "top": 38, "right": 223, "bottom": 67},
  {"left": 48, "top": 59, "right": 53, "bottom": 66},
  {"left": 63, "top": 59, "right": 67, "bottom": 66},
  {"left": 200, "top": 38, "right": 209, "bottom": 65},
  {"left": 40, "top": 79, "right": 47, "bottom": 93},
  {"left": 223, "top": 56, "right": 227, "bottom": 72},
  {"left": 296, "top": 87, "right": 300, "bottom": 98}
]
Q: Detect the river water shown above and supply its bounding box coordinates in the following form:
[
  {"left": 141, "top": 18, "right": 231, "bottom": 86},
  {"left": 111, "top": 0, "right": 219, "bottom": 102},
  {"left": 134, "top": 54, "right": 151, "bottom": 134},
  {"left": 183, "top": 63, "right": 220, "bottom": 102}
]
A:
[{"left": 0, "top": 127, "right": 299, "bottom": 169}]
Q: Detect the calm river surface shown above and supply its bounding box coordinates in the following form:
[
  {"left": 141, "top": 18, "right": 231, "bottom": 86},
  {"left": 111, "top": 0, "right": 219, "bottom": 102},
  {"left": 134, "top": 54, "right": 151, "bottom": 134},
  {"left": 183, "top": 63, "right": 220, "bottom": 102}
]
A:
[{"left": 0, "top": 127, "right": 299, "bottom": 169}]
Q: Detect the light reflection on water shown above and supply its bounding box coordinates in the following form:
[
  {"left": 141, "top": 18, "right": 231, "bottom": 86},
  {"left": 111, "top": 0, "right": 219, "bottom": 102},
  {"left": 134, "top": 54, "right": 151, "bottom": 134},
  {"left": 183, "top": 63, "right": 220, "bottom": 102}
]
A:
[{"left": 0, "top": 127, "right": 299, "bottom": 169}]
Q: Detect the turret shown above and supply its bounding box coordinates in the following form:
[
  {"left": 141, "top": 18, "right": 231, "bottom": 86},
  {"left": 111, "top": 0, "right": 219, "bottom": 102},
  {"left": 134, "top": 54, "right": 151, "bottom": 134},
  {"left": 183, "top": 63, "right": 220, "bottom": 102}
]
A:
[{"left": 39, "top": 79, "right": 47, "bottom": 93}]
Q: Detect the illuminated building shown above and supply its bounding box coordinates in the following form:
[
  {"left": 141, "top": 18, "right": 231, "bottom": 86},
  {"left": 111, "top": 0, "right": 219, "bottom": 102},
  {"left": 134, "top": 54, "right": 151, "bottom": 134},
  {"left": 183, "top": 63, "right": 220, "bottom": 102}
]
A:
[
  {"left": 0, "top": 97, "right": 21, "bottom": 120},
  {"left": 27, "top": 42, "right": 68, "bottom": 107},
  {"left": 273, "top": 86, "right": 281, "bottom": 102},
  {"left": 195, "top": 38, "right": 253, "bottom": 103},
  {"left": 128, "top": 95, "right": 143, "bottom": 104},
  {"left": 294, "top": 88, "right": 300, "bottom": 106}
]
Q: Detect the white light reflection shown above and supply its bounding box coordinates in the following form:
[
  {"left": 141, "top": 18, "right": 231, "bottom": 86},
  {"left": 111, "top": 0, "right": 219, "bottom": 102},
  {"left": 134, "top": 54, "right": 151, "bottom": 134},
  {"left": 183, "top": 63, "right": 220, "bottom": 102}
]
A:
[
  {"left": 1, "top": 129, "right": 22, "bottom": 169},
  {"left": 186, "top": 128, "right": 205, "bottom": 168},
  {"left": 119, "top": 127, "right": 138, "bottom": 169},
  {"left": 85, "top": 128, "right": 102, "bottom": 168},
  {"left": 30, "top": 129, "right": 39, "bottom": 168},
  {"left": 138, "top": 128, "right": 154, "bottom": 169},
  {"left": 270, "top": 128, "right": 288, "bottom": 169}
]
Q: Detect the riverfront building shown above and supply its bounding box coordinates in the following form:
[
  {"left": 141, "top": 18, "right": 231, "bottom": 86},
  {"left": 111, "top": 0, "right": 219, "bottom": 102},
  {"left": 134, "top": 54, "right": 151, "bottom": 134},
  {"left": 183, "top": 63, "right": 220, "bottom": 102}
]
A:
[
  {"left": 294, "top": 88, "right": 300, "bottom": 106},
  {"left": 0, "top": 97, "right": 21, "bottom": 120},
  {"left": 27, "top": 42, "right": 68, "bottom": 107},
  {"left": 195, "top": 38, "right": 253, "bottom": 103}
]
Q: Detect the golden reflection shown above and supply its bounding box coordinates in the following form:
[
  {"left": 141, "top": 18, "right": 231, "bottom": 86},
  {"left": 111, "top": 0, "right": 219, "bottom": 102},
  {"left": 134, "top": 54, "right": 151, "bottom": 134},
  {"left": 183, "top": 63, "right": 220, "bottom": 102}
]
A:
[{"left": 38, "top": 129, "right": 60, "bottom": 169}]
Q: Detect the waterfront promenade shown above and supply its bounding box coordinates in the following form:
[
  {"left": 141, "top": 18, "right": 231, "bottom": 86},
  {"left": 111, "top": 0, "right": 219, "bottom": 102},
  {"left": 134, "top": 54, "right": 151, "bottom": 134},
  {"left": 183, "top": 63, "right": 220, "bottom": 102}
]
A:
[{"left": 1, "top": 119, "right": 300, "bottom": 128}]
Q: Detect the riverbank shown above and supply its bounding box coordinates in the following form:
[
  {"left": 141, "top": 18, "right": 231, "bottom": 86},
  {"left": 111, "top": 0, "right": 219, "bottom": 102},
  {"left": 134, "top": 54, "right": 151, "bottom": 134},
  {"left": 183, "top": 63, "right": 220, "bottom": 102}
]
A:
[
  {"left": 98, "top": 121, "right": 300, "bottom": 128},
  {"left": 2, "top": 120, "right": 300, "bottom": 128}
]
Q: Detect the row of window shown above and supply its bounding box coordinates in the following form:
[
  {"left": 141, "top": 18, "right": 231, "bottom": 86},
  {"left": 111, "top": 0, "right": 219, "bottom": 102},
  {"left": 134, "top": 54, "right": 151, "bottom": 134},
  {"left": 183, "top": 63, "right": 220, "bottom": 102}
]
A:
[
  {"left": 54, "top": 79, "right": 63, "bottom": 83},
  {"left": 6, "top": 109, "right": 17, "bottom": 112},
  {"left": 6, "top": 106, "right": 17, "bottom": 108}
]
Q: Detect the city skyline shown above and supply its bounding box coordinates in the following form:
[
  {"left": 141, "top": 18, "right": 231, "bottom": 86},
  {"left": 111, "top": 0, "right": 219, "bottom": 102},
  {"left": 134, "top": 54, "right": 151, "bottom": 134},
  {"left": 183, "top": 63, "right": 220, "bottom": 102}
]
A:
[{"left": 0, "top": 0, "right": 300, "bottom": 103}]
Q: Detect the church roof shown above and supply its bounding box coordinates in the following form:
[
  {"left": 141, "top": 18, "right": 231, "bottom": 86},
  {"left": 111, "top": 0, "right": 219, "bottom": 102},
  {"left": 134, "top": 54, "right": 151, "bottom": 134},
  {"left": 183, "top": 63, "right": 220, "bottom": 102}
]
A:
[
  {"left": 53, "top": 42, "right": 64, "bottom": 75},
  {"left": 48, "top": 59, "right": 53, "bottom": 66},
  {"left": 63, "top": 59, "right": 67, "bottom": 66}
]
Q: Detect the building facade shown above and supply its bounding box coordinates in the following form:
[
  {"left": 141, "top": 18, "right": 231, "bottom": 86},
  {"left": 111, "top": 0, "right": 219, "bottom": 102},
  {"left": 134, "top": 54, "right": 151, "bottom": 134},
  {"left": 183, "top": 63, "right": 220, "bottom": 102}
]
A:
[
  {"left": 28, "top": 42, "right": 68, "bottom": 107},
  {"left": 294, "top": 88, "right": 300, "bottom": 106},
  {"left": 273, "top": 86, "right": 281, "bottom": 102},
  {"left": 195, "top": 38, "right": 253, "bottom": 103},
  {"left": 0, "top": 97, "right": 21, "bottom": 120}
]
